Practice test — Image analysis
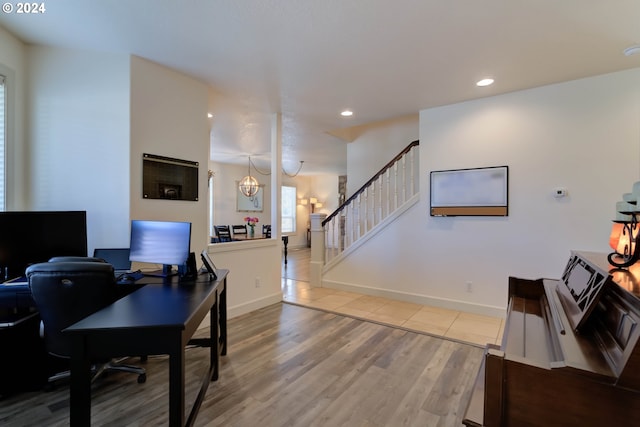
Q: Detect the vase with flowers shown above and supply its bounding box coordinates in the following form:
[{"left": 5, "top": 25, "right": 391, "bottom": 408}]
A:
[{"left": 244, "top": 216, "right": 259, "bottom": 237}]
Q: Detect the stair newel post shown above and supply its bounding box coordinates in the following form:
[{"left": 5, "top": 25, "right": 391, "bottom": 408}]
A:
[{"left": 310, "top": 213, "right": 327, "bottom": 286}]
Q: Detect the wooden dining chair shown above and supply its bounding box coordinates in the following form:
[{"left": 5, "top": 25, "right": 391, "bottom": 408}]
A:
[
  {"left": 214, "top": 225, "right": 232, "bottom": 242},
  {"left": 231, "top": 224, "right": 248, "bottom": 237}
]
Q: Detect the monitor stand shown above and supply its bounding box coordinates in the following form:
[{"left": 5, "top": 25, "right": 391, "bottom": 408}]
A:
[{"left": 143, "top": 265, "right": 177, "bottom": 278}]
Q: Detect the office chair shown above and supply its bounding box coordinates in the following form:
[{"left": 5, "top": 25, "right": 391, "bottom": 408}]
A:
[
  {"left": 214, "top": 225, "right": 233, "bottom": 242},
  {"left": 231, "top": 224, "right": 248, "bottom": 237},
  {"left": 262, "top": 224, "right": 271, "bottom": 238},
  {"left": 26, "top": 261, "right": 146, "bottom": 388},
  {"left": 48, "top": 256, "right": 105, "bottom": 263}
]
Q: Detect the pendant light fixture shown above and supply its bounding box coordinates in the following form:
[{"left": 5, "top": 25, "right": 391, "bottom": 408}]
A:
[{"left": 238, "top": 156, "right": 260, "bottom": 197}]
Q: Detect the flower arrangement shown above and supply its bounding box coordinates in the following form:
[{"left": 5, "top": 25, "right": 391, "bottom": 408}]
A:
[
  {"left": 244, "top": 216, "right": 259, "bottom": 236},
  {"left": 244, "top": 216, "right": 259, "bottom": 227}
]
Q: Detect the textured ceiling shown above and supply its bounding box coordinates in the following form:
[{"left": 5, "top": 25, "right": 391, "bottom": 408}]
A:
[{"left": 1, "top": 0, "right": 639, "bottom": 174}]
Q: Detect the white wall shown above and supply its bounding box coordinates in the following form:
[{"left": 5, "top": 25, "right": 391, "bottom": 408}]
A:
[
  {"left": 206, "top": 163, "right": 339, "bottom": 316},
  {"left": 26, "top": 46, "right": 131, "bottom": 252},
  {"left": 130, "top": 56, "right": 210, "bottom": 257},
  {"left": 282, "top": 173, "right": 311, "bottom": 248},
  {"left": 209, "top": 160, "right": 339, "bottom": 249},
  {"left": 5, "top": 37, "right": 280, "bottom": 319},
  {"left": 346, "top": 115, "right": 419, "bottom": 196},
  {"left": 24, "top": 50, "right": 211, "bottom": 258},
  {"left": 209, "top": 161, "right": 273, "bottom": 236},
  {"left": 0, "top": 26, "right": 27, "bottom": 210},
  {"left": 207, "top": 162, "right": 283, "bottom": 318},
  {"left": 307, "top": 175, "right": 339, "bottom": 216},
  {"left": 292, "top": 174, "right": 338, "bottom": 247},
  {"left": 324, "top": 69, "right": 640, "bottom": 317}
]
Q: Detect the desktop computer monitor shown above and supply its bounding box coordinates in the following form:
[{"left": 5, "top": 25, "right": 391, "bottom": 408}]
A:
[
  {"left": 129, "top": 220, "right": 191, "bottom": 277},
  {"left": 0, "top": 211, "right": 88, "bottom": 282}
]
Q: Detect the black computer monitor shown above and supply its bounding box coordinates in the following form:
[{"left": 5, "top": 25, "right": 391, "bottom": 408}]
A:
[
  {"left": 129, "top": 220, "right": 191, "bottom": 277},
  {"left": 0, "top": 211, "right": 88, "bottom": 282},
  {"left": 93, "top": 248, "right": 132, "bottom": 272}
]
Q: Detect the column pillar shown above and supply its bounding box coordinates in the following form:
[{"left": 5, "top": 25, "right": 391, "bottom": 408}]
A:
[{"left": 310, "top": 213, "right": 326, "bottom": 287}]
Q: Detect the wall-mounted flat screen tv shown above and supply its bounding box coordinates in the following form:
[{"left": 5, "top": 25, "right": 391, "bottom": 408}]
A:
[
  {"left": 430, "top": 165, "right": 508, "bottom": 216},
  {"left": 142, "top": 153, "right": 199, "bottom": 201}
]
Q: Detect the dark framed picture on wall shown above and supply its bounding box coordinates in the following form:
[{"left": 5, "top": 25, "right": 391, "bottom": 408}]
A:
[
  {"left": 142, "top": 153, "right": 199, "bottom": 201},
  {"left": 236, "top": 185, "right": 264, "bottom": 212}
]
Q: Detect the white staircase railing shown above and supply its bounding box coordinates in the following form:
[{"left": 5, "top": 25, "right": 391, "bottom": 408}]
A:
[{"left": 321, "top": 140, "right": 420, "bottom": 265}]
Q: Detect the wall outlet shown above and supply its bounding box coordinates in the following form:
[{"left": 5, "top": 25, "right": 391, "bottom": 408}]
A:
[
  {"left": 466, "top": 281, "right": 473, "bottom": 292},
  {"left": 255, "top": 276, "right": 261, "bottom": 288}
]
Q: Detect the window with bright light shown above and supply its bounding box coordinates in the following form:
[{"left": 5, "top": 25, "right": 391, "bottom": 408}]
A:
[
  {"left": 281, "top": 185, "right": 296, "bottom": 233},
  {"left": 0, "top": 74, "right": 5, "bottom": 211}
]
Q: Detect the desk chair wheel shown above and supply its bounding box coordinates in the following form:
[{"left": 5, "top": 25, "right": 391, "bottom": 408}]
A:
[{"left": 137, "top": 373, "right": 146, "bottom": 384}]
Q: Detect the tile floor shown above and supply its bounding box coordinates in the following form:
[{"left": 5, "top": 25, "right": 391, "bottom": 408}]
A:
[{"left": 282, "top": 278, "right": 505, "bottom": 347}]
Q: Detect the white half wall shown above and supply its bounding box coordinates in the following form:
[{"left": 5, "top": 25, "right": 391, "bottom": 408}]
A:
[
  {"left": 324, "top": 68, "right": 640, "bottom": 317},
  {"left": 207, "top": 239, "right": 282, "bottom": 319}
]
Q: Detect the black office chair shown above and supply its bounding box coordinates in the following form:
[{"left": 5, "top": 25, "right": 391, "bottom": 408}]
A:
[
  {"left": 49, "top": 255, "right": 141, "bottom": 299},
  {"left": 26, "top": 261, "right": 146, "bottom": 388},
  {"left": 48, "top": 256, "right": 105, "bottom": 263},
  {"left": 262, "top": 224, "right": 271, "bottom": 238},
  {"left": 231, "top": 224, "right": 248, "bottom": 237},
  {"left": 214, "top": 225, "right": 233, "bottom": 242}
]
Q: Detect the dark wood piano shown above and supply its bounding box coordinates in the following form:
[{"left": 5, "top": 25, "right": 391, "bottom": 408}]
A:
[{"left": 463, "top": 251, "right": 640, "bottom": 426}]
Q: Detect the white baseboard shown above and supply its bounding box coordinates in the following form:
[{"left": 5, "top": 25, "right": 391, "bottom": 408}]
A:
[
  {"left": 227, "top": 292, "right": 283, "bottom": 319},
  {"left": 321, "top": 279, "right": 506, "bottom": 319}
]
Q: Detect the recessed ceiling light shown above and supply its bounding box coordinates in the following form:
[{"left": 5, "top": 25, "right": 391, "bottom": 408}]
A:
[
  {"left": 476, "top": 78, "right": 494, "bottom": 87},
  {"left": 341, "top": 110, "right": 353, "bottom": 117},
  {"left": 624, "top": 45, "right": 640, "bottom": 56},
  {"left": 207, "top": 113, "right": 213, "bottom": 118}
]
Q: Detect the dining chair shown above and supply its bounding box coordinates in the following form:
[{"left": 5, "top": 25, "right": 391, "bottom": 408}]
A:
[
  {"left": 214, "top": 225, "right": 232, "bottom": 242},
  {"left": 231, "top": 224, "right": 248, "bottom": 237}
]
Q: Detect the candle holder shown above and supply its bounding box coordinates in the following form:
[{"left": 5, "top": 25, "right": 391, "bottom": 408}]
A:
[{"left": 608, "top": 214, "right": 640, "bottom": 268}]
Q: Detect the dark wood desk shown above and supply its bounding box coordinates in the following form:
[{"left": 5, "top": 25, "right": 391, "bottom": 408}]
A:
[{"left": 64, "top": 270, "right": 228, "bottom": 427}]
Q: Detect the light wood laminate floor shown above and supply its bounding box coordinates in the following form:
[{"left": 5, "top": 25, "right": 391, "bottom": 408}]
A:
[
  {"left": 1, "top": 304, "right": 483, "bottom": 427},
  {"left": 0, "top": 247, "right": 491, "bottom": 426},
  {"left": 282, "top": 248, "right": 504, "bottom": 347}
]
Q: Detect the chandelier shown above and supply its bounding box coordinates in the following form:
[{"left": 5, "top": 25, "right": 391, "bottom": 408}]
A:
[
  {"left": 238, "top": 156, "right": 260, "bottom": 197},
  {"left": 248, "top": 157, "right": 305, "bottom": 178}
]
